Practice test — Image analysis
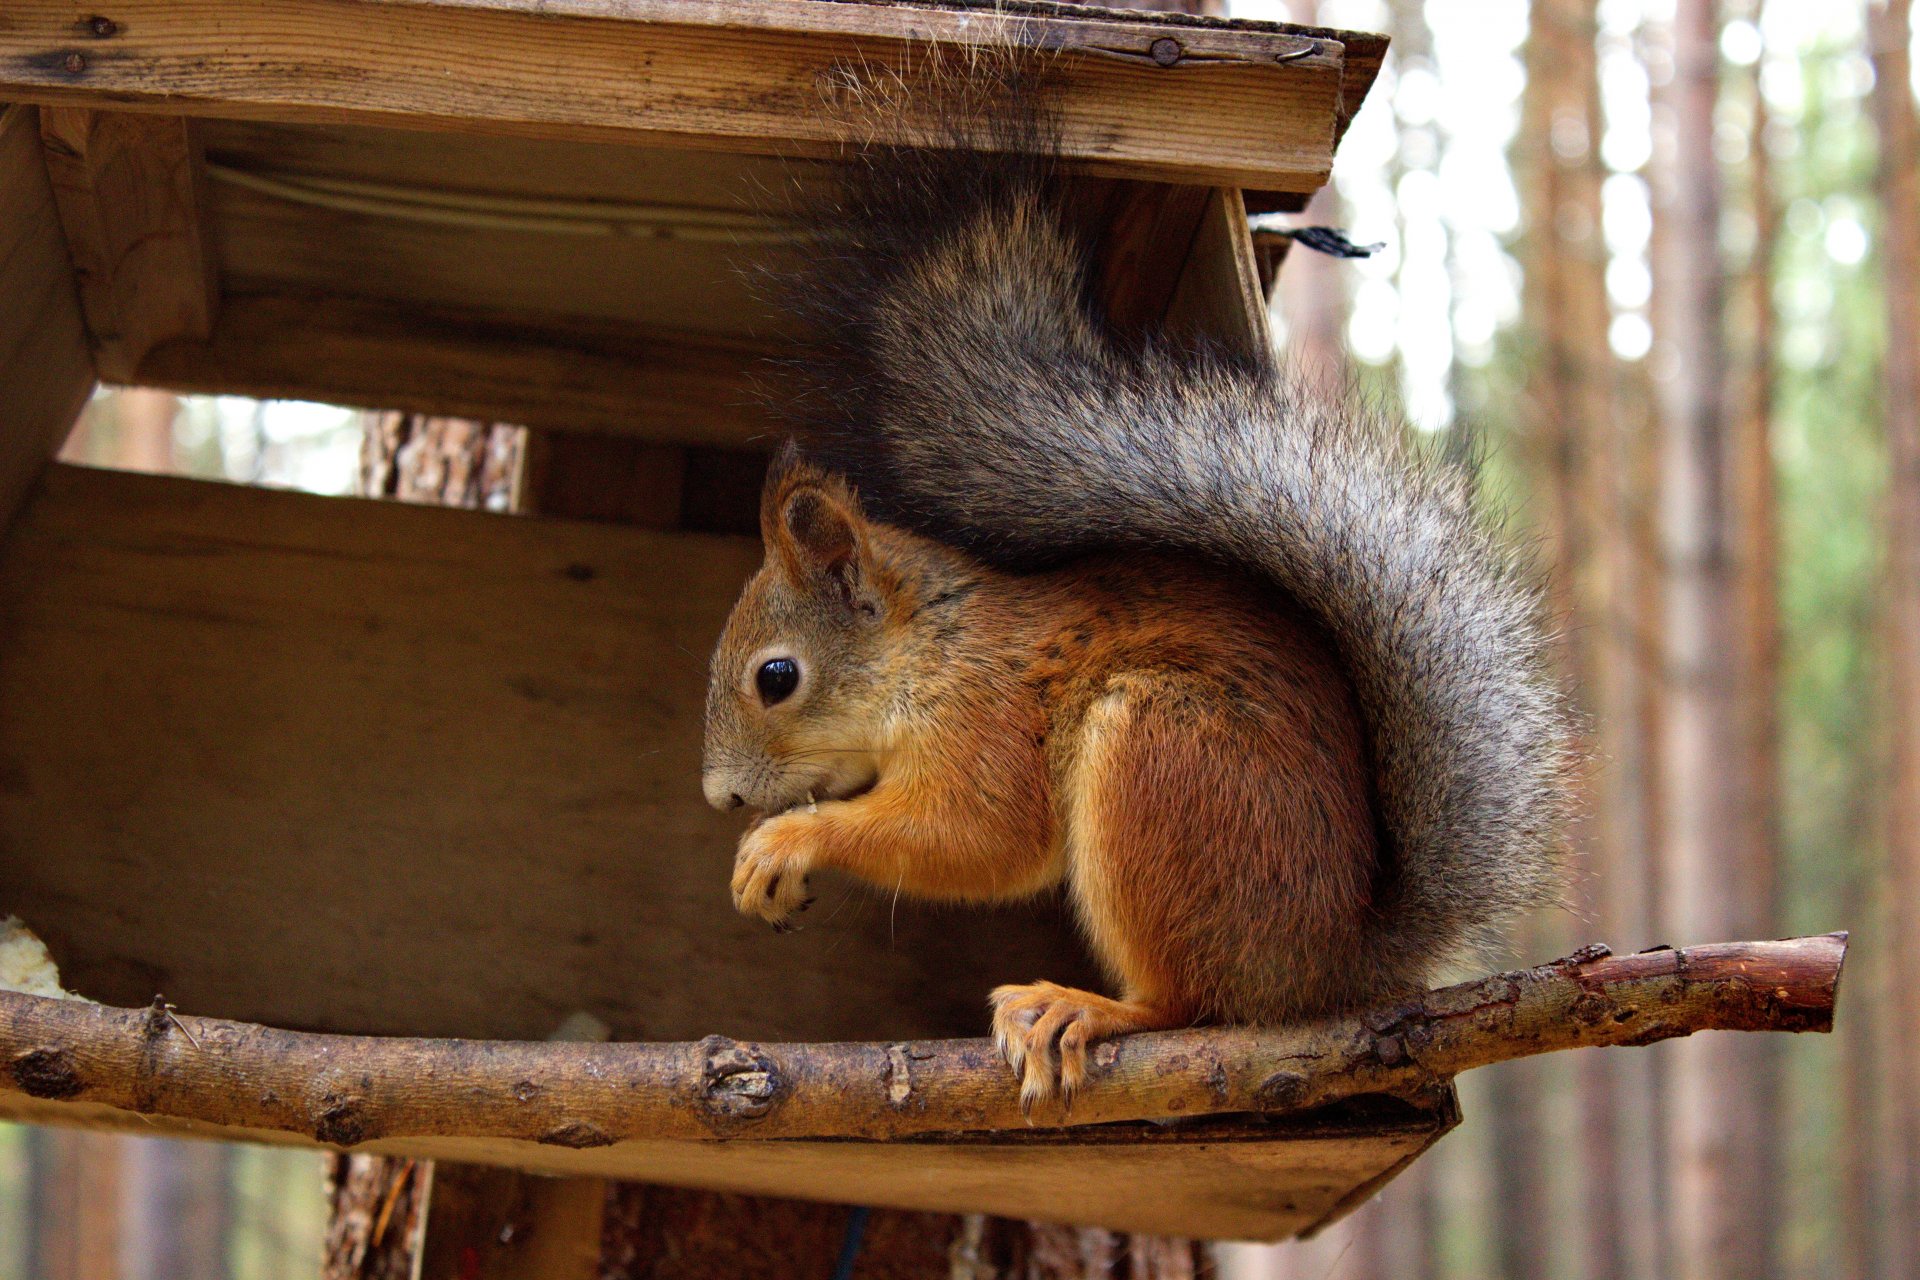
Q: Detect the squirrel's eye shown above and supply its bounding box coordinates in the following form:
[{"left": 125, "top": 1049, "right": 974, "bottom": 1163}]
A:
[{"left": 755, "top": 657, "right": 800, "bottom": 706}]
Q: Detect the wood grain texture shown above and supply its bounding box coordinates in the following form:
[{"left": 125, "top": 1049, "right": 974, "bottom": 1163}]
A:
[
  {"left": 1087, "top": 181, "right": 1212, "bottom": 338},
  {"left": 0, "top": 0, "right": 1347, "bottom": 191},
  {"left": 0, "top": 1090, "right": 1450, "bottom": 1242},
  {"left": 0, "top": 106, "right": 95, "bottom": 533},
  {"left": 1163, "top": 187, "right": 1271, "bottom": 359},
  {"left": 0, "top": 464, "right": 1099, "bottom": 1044},
  {"left": 194, "top": 119, "right": 809, "bottom": 339},
  {"left": 417, "top": 1164, "right": 606, "bottom": 1280},
  {"left": 37, "top": 109, "right": 218, "bottom": 381},
  {"left": 201, "top": 152, "right": 786, "bottom": 340},
  {"left": 133, "top": 291, "right": 778, "bottom": 447},
  {"left": 597, "top": 1185, "right": 958, "bottom": 1279}
]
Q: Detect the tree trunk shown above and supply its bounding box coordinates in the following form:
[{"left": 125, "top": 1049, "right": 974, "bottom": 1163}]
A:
[
  {"left": 1869, "top": 1, "right": 1920, "bottom": 1275},
  {"left": 1275, "top": 191, "right": 1348, "bottom": 383},
  {"left": 121, "top": 1138, "right": 232, "bottom": 1280},
  {"left": 27, "top": 1128, "right": 124, "bottom": 1280},
  {"left": 1727, "top": 36, "right": 1784, "bottom": 1280},
  {"left": 1504, "top": 1, "right": 1623, "bottom": 1274},
  {"left": 1650, "top": 4, "right": 1778, "bottom": 1277},
  {"left": 323, "top": 1154, "right": 428, "bottom": 1280}
]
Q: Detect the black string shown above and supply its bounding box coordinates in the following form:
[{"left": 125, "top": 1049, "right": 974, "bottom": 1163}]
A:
[
  {"left": 1278, "top": 226, "right": 1386, "bottom": 259},
  {"left": 831, "top": 1205, "right": 871, "bottom": 1280}
]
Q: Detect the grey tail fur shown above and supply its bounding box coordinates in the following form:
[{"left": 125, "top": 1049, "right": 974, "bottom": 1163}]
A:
[{"left": 777, "top": 55, "right": 1574, "bottom": 990}]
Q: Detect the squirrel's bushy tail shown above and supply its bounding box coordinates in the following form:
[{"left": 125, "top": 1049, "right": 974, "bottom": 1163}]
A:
[{"left": 780, "top": 57, "right": 1574, "bottom": 992}]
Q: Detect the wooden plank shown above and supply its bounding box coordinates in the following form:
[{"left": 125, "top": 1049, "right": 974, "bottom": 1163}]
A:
[
  {"left": 1088, "top": 181, "right": 1213, "bottom": 339},
  {"left": 201, "top": 153, "right": 787, "bottom": 339},
  {"left": 0, "top": 0, "right": 1346, "bottom": 191},
  {"left": 0, "top": 1092, "right": 1454, "bottom": 1242},
  {"left": 193, "top": 120, "right": 814, "bottom": 339},
  {"left": 1163, "top": 188, "right": 1271, "bottom": 359},
  {"left": 597, "top": 1185, "right": 957, "bottom": 1278},
  {"left": 0, "top": 464, "right": 1098, "bottom": 1044},
  {"left": 1246, "top": 27, "right": 1388, "bottom": 214},
  {"left": 195, "top": 117, "right": 825, "bottom": 211},
  {"left": 417, "top": 1165, "right": 606, "bottom": 1280},
  {"left": 132, "top": 291, "right": 778, "bottom": 447},
  {"left": 1250, "top": 226, "right": 1294, "bottom": 299},
  {"left": 37, "top": 109, "right": 218, "bottom": 381},
  {"left": 0, "top": 105, "right": 95, "bottom": 533}
]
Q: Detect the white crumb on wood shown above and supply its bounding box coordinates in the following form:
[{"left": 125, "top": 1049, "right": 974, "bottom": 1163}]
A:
[{"left": 0, "top": 915, "right": 91, "bottom": 1001}]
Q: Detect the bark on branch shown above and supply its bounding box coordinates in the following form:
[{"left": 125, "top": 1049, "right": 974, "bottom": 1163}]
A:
[{"left": 0, "top": 935, "right": 1844, "bottom": 1149}]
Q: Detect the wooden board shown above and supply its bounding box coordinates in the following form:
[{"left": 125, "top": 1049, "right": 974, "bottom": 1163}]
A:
[
  {"left": 0, "top": 464, "right": 1099, "bottom": 1044},
  {"left": 0, "top": 106, "right": 95, "bottom": 532},
  {"left": 133, "top": 291, "right": 777, "bottom": 447},
  {"left": 0, "top": 1090, "right": 1455, "bottom": 1242},
  {"left": 0, "top": 0, "right": 1347, "bottom": 192},
  {"left": 191, "top": 119, "right": 810, "bottom": 340},
  {"left": 37, "top": 108, "right": 218, "bottom": 381}
]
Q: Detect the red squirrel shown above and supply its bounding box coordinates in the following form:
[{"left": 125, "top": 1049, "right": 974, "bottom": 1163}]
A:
[{"left": 700, "top": 61, "right": 1573, "bottom": 1108}]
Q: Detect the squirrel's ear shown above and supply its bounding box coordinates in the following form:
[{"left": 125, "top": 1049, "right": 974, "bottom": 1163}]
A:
[
  {"left": 767, "top": 474, "right": 874, "bottom": 601},
  {"left": 778, "top": 486, "right": 860, "bottom": 573}
]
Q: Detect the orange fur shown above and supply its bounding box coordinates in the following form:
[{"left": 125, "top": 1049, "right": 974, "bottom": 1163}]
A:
[{"left": 704, "top": 462, "right": 1377, "bottom": 1103}]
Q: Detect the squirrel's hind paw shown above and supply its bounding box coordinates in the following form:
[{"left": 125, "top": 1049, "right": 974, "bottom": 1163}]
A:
[{"left": 988, "top": 982, "right": 1170, "bottom": 1116}]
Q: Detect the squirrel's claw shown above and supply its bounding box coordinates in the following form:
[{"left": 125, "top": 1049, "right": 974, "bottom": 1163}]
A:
[
  {"left": 990, "top": 981, "right": 1089, "bottom": 1115},
  {"left": 730, "top": 815, "right": 815, "bottom": 928},
  {"left": 990, "top": 982, "right": 1170, "bottom": 1116}
]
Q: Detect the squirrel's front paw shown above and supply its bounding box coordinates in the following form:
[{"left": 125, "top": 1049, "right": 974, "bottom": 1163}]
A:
[{"left": 731, "top": 814, "right": 816, "bottom": 930}]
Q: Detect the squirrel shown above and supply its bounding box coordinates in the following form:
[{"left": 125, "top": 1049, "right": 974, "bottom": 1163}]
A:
[{"left": 700, "top": 55, "right": 1573, "bottom": 1109}]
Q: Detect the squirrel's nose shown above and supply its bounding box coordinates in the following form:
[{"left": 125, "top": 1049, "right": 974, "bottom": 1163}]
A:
[{"left": 702, "top": 772, "right": 746, "bottom": 812}]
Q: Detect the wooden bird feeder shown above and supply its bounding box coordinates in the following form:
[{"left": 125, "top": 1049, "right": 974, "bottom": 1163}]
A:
[{"left": 0, "top": 0, "right": 1844, "bottom": 1248}]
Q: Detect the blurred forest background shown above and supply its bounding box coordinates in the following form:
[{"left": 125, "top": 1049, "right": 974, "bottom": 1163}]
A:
[{"left": 3, "top": 0, "right": 1917, "bottom": 1276}]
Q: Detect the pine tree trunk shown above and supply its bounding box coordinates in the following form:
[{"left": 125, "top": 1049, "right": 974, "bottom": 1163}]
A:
[
  {"left": 27, "top": 1129, "right": 124, "bottom": 1280},
  {"left": 121, "top": 1140, "right": 232, "bottom": 1280},
  {"left": 1650, "top": 4, "right": 1778, "bottom": 1277},
  {"left": 1727, "top": 42, "right": 1784, "bottom": 1280},
  {"left": 1869, "top": 1, "right": 1920, "bottom": 1275}
]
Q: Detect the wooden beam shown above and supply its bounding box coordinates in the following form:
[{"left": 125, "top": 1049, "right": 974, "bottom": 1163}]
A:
[
  {"left": 0, "top": 464, "right": 1098, "bottom": 1045},
  {"left": 132, "top": 291, "right": 778, "bottom": 447},
  {"left": 1244, "top": 27, "right": 1388, "bottom": 215},
  {"left": 37, "top": 109, "right": 218, "bottom": 382},
  {"left": 0, "top": 106, "right": 95, "bottom": 532},
  {"left": 0, "top": 0, "right": 1349, "bottom": 192}
]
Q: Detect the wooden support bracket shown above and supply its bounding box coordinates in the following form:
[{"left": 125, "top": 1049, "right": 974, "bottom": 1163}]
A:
[
  {"left": 0, "top": 105, "right": 95, "bottom": 532},
  {"left": 37, "top": 109, "right": 218, "bottom": 383},
  {"left": 1164, "top": 187, "right": 1271, "bottom": 358}
]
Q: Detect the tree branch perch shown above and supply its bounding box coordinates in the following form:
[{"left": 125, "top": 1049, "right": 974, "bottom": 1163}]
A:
[{"left": 0, "top": 935, "right": 1844, "bottom": 1149}]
